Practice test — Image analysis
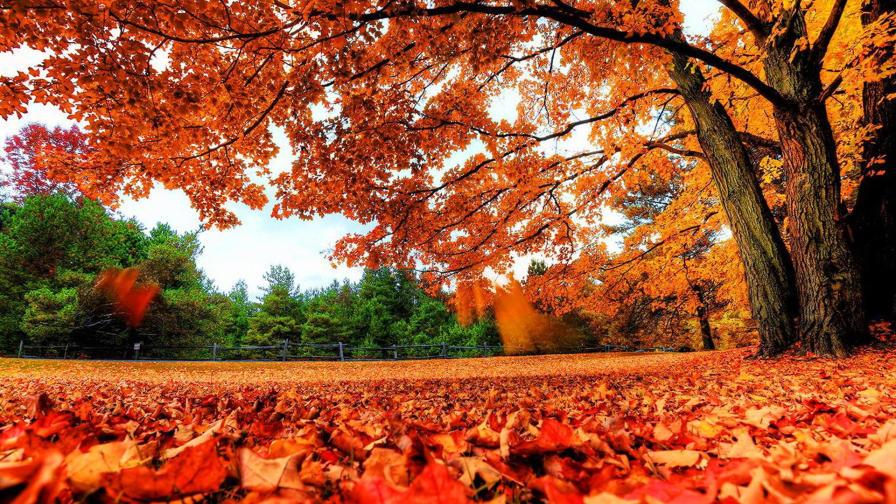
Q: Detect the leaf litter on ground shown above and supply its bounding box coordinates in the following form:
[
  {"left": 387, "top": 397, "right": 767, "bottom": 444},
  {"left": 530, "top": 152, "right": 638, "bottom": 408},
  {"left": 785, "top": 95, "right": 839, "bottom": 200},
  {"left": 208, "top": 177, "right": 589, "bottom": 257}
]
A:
[{"left": 1, "top": 347, "right": 895, "bottom": 503}]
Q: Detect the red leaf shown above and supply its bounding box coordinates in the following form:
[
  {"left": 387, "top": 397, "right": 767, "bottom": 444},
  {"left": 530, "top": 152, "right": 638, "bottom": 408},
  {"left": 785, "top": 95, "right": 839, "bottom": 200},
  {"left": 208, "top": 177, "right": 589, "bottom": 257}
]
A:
[
  {"left": 542, "top": 476, "right": 585, "bottom": 504},
  {"left": 405, "top": 461, "right": 468, "bottom": 503},
  {"left": 349, "top": 475, "right": 406, "bottom": 504},
  {"left": 514, "top": 419, "right": 574, "bottom": 455},
  {"left": 0, "top": 451, "right": 64, "bottom": 504},
  {"left": 349, "top": 462, "right": 467, "bottom": 504},
  {"left": 101, "top": 439, "right": 226, "bottom": 501}
]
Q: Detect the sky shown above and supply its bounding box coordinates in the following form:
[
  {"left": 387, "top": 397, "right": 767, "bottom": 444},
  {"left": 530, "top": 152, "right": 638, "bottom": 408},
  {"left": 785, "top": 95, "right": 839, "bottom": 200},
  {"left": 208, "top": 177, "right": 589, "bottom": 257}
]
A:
[{"left": 0, "top": 2, "right": 720, "bottom": 300}]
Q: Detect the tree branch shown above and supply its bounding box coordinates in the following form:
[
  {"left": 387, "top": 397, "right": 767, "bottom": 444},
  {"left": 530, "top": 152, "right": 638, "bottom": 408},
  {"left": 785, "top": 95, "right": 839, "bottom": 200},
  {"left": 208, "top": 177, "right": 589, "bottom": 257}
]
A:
[
  {"left": 817, "top": 74, "right": 843, "bottom": 103},
  {"left": 716, "top": 0, "right": 769, "bottom": 41},
  {"left": 346, "top": 2, "right": 789, "bottom": 108},
  {"left": 812, "top": 0, "right": 848, "bottom": 63},
  {"left": 646, "top": 141, "right": 705, "bottom": 159}
]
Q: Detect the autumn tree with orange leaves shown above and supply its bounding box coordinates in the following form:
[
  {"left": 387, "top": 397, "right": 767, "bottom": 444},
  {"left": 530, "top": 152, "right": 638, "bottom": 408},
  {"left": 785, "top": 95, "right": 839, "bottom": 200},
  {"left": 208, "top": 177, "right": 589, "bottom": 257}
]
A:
[{"left": 2, "top": 0, "right": 895, "bottom": 357}]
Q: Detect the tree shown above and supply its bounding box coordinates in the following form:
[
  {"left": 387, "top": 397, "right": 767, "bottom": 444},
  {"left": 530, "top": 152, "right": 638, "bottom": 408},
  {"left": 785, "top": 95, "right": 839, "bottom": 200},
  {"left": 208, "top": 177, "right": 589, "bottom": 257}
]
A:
[
  {"left": 302, "top": 311, "right": 350, "bottom": 346},
  {"left": 355, "top": 268, "right": 419, "bottom": 347},
  {"left": 848, "top": 0, "right": 896, "bottom": 321},
  {"left": 221, "top": 280, "right": 253, "bottom": 345},
  {"left": 7, "top": 0, "right": 893, "bottom": 356},
  {"left": 260, "top": 265, "right": 298, "bottom": 297},
  {"left": 680, "top": 245, "right": 729, "bottom": 351},
  {"left": 0, "top": 194, "right": 143, "bottom": 278},
  {"left": 527, "top": 260, "right": 549, "bottom": 278},
  {"left": 246, "top": 265, "right": 303, "bottom": 346},
  {"left": 129, "top": 225, "right": 223, "bottom": 347},
  {"left": 1, "top": 123, "right": 90, "bottom": 202},
  {"left": 21, "top": 287, "right": 78, "bottom": 345},
  {"left": 0, "top": 203, "right": 226, "bottom": 352},
  {"left": 0, "top": 194, "right": 148, "bottom": 350},
  {"left": 402, "top": 295, "right": 453, "bottom": 345},
  {"left": 246, "top": 285, "right": 301, "bottom": 346}
]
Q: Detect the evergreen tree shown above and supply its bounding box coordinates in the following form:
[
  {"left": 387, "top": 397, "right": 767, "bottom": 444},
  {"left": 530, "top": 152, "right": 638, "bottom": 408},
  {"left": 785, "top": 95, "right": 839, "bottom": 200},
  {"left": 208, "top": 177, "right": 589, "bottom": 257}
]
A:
[
  {"left": 0, "top": 195, "right": 147, "bottom": 350},
  {"left": 221, "top": 280, "right": 252, "bottom": 345},
  {"left": 246, "top": 281, "right": 302, "bottom": 346},
  {"left": 302, "top": 311, "right": 350, "bottom": 346},
  {"left": 260, "top": 264, "right": 297, "bottom": 296},
  {"left": 135, "top": 224, "right": 222, "bottom": 348}
]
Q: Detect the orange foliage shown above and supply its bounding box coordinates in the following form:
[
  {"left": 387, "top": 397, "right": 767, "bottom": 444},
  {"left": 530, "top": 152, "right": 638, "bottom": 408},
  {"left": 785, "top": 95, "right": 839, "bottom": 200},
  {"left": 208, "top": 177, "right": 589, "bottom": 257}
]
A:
[
  {"left": 103, "top": 439, "right": 228, "bottom": 501},
  {"left": 2, "top": 0, "right": 895, "bottom": 344},
  {"left": 94, "top": 268, "right": 160, "bottom": 327},
  {"left": 2, "top": 349, "right": 896, "bottom": 502}
]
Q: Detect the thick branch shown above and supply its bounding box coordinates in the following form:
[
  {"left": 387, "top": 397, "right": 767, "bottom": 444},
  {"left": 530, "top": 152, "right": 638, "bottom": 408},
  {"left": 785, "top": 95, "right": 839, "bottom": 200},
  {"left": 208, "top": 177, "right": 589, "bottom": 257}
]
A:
[
  {"left": 107, "top": 1, "right": 788, "bottom": 108},
  {"left": 646, "top": 141, "right": 705, "bottom": 159},
  {"left": 812, "top": 0, "right": 848, "bottom": 63},
  {"left": 717, "top": 0, "right": 769, "bottom": 40}
]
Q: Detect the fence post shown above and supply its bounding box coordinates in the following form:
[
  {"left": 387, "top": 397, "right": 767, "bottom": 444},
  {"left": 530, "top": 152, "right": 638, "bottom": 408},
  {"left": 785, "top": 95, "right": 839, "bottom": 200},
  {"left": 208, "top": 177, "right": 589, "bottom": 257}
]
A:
[
  {"left": 63, "top": 344, "right": 69, "bottom": 360},
  {"left": 212, "top": 343, "right": 217, "bottom": 361},
  {"left": 338, "top": 342, "right": 344, "bottom": 361},
  {"left": 441, "top": 342, "right": 447, "bottom": 358},
  {"left": 282, "top": 339, "right": 288, "bottom": 362},
  {"left": 17, "top": 340, "right": 23, "bottom": 358},
  {"left": 393, "top": 347, "right": 398, "bottom": 360}
]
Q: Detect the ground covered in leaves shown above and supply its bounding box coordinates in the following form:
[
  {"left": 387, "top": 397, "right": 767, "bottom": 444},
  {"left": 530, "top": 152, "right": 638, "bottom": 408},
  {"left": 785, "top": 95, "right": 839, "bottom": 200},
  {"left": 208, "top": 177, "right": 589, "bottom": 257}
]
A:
[{"left": 1, "top": 349, "right": 895, "bottom": 503}]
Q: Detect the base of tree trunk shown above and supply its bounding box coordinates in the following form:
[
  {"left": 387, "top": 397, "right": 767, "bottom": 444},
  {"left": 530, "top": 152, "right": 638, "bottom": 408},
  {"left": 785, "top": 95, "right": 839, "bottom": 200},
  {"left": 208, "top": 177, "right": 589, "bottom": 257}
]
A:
[{"left": 749, "top": 340, "right": 791, "bottom": 358}]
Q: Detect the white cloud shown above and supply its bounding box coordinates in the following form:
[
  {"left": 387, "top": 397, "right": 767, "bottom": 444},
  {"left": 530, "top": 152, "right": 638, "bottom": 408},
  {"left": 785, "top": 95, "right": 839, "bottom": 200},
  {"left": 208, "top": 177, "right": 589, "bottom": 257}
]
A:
[{"left": 115, "top": 187, "right": 368, "bottom": 300}]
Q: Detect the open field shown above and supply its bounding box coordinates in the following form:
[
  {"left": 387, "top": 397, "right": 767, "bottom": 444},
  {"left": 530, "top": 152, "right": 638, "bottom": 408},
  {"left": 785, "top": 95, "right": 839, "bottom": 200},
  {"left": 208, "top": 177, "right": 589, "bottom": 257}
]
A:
[
  {"left": 1, "top": 348, "right": 896, "bottom": 503},
  {"left": 0, "top": 351, "right": 705, "bottom": 385}
]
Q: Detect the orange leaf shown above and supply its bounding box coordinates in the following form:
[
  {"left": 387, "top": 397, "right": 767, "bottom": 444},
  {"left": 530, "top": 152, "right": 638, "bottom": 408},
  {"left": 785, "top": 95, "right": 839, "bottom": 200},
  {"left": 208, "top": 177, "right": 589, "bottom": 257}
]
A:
[
  {"left": 102, "top": 439, "right": 226, "bottom": 501},
  {"left": 514, "top": 419, "right": 574, "bottom": 455}
]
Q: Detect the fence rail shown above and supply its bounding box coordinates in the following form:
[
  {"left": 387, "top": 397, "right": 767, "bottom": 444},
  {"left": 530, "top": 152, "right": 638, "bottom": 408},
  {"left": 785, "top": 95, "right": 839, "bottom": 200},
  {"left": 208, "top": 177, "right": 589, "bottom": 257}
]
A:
[{"left": 15, "top": 339, "right": 685, "bottom": 362}]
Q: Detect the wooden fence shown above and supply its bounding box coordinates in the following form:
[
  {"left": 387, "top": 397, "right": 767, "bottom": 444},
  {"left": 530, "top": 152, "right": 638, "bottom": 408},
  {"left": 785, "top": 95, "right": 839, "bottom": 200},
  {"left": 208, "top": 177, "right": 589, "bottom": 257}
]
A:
[{"left": 15, "top": 340, "right": 681, "bottom": 362}]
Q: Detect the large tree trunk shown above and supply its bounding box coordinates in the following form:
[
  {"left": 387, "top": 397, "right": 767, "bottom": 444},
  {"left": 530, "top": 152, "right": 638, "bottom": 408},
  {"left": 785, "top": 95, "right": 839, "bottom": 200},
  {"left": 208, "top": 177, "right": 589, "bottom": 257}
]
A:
[
  {"left": 668, "top": 53, "right": 799, "bottom": 355},
  {"left": 763, "top": 12, "right": 867, "bottom": 357},
  {"left": 849, "top": 0, "right": 896, "bottom": 320},
  {"left": 775, "top": 106, "right": 866, "bottom": 355}
]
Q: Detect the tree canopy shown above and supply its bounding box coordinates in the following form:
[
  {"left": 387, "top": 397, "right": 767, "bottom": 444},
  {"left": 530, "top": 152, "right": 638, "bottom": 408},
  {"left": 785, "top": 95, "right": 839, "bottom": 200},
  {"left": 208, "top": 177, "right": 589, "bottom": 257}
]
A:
[{"left": 2, "top": 0, "right": 895, "bottom": 356}]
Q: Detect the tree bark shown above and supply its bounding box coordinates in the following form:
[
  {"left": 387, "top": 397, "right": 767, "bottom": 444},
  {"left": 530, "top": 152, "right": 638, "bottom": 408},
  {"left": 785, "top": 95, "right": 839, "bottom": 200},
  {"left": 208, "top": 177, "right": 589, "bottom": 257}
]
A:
[
  {"left": 668, "top": 53, "right": 799, "bottom": 355},
  {"left": 849, "top": 0, "right": 896, "bottom": 320},
  {"left": 762, "top": 11, "right": 867, "bottom": 357}
]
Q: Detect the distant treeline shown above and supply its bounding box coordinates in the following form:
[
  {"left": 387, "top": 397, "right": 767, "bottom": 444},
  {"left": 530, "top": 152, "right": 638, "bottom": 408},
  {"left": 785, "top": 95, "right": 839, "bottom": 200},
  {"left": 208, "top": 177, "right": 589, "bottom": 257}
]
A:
[{"left": 0, "top": 194, "right": 500, "bottom": 355}]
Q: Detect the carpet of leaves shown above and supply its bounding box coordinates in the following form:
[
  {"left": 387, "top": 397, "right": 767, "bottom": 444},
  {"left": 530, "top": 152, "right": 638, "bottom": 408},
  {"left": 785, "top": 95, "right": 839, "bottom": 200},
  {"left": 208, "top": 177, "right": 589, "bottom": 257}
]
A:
[{"left": 1, "top": 348, "right": 895, "bottom": 504}]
